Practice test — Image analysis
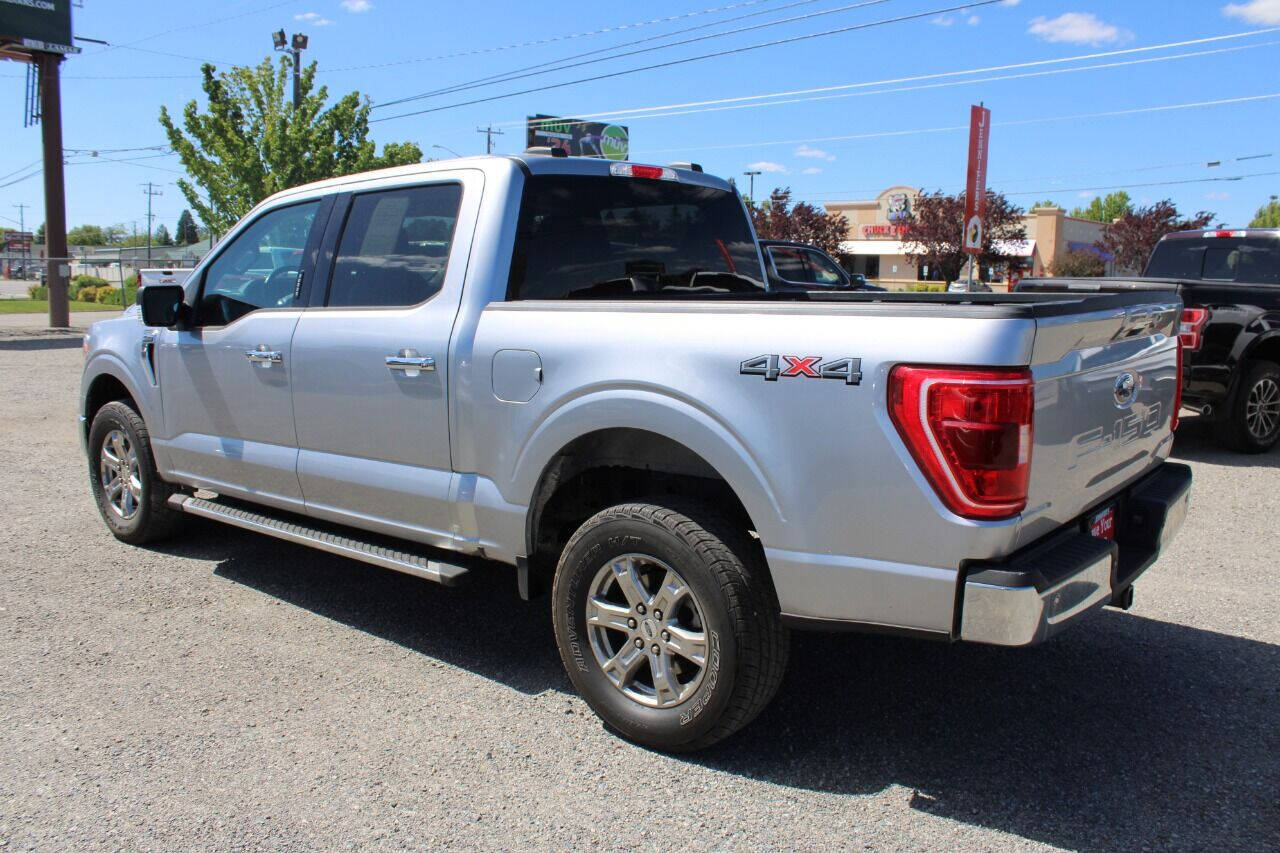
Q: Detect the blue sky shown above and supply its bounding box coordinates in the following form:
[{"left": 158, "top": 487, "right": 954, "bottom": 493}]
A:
[{"left": 1, "top": 0, "right": 1278, "bottom": 236}]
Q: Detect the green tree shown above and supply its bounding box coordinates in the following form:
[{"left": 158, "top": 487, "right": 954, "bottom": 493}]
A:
[
  {"left": 35, "top": 222, "right": 45, "bottom": 243},
  {"left": 1030, "top": 199, "right": 1059, "bottom": 210},
  {"left": 67, "top": 224, "right": 107, "bottom": 245},
  {"left": 1249, "top": 197, "right": 1280, "bottom": 228},
  {"left": 1071, "top": 191, "right": 1133, "bottom": 223},
  {"left": 175, "top": 209, "right": 199, "bottom": 245},
  {"left": 160, "top": 57, "right": 423, "bottom": 233},
  {"left": 154, "top": 224, "right": 173, "bottom": 246}
]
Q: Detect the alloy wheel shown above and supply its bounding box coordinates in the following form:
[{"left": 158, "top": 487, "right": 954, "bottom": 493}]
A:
[
  {"left": 1246, "top": 377, "right": 1280, "bottom": 440},
  {"left": 99, "top": 429, "right": 142, "bottom": 520}
]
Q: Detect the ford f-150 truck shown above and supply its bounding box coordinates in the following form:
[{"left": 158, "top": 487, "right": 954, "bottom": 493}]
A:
[
  {"left": 80, "top": 153, "right": 1191, "bottom": 751},
  {"left": 1018, "top": 228, "right": 1280, "bottom": 453}
]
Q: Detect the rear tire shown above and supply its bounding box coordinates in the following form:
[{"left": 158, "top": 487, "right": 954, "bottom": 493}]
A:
[
  {"left": 1221, "top": 360, "right": 1280, "bottom": 454},
  {"left": 551, "top": 500, "right": 788, "bottom": 752},
  {"left": 88, "top": 401, "right": 185, "bottom": 544}
]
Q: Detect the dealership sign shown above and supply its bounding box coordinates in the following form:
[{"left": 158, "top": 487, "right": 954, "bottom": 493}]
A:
[
  {"left": 0, "top": 0, "right": 79, "bottom": 54},
  {"left": 962, "top": 104, "right": 990, "bottom": 256},
  {"left": 526, "top": 114, "right": 629, "bottom": 160}
]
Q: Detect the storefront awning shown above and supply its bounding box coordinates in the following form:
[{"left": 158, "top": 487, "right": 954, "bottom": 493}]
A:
[{"left": 839, "top": 239, "right": 910, "bottom": 255}]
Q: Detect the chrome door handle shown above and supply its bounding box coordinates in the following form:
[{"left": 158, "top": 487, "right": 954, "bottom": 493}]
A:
[
  {"left": 386, "top": 354, "right": 436, "bottom": 373},
  {"left": 245, "top": 348, "right": 283, "bottom": 365}
]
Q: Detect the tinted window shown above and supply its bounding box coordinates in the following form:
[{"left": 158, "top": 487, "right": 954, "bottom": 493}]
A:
[
  {"left": 328, "top": 184, "right": 463, "bottom": 308},
  {"left": 508, "top": 174, "right": 763, "bottom": 299},
  {"left": 1145, "top": 237, "right": 1279, "bottom": 284},
  {"left": 801, "top": 249, "right": 846, "bottom": 286},
  {"left": 199, "top": 201, "right": 319, "bottom": 325},
  {"left": 768, "top": 247, "right": 810, "bottom": 282}
]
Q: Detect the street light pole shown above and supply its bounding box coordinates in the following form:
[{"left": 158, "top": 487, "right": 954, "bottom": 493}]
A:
[
  {"left": 273, "top": 30, "right": 309, "bottom": 109},
  {"left": 431, "top": 144, "right": 462, "bottom": 159},
  {"left": 742, "top": 170, "right": 762, "bottom": 204}
]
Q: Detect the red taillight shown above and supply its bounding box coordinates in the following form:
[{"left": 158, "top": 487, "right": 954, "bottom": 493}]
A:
[
  {"left": 1172, "top": 342, "right": 1184, "bottom": 431},
  {"left": 889, "top": 366, "right": 1034, "bottom": 520},
  {"left": 609, "top": 162, "right": 677, "bottom": 181},
  {"left": 1178, "top": 307, "right": 1209, "bottom": 350}
]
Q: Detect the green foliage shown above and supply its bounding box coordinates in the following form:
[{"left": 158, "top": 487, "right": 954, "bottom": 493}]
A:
[
  {"left": 1030, "top": 200, "right": 1059, "bottom": 210},
  {"left": 1071, "top": 191, "right": 1133, "bottom": 223},
  {"left": 175, "top": 209, "right": 199, "bottom": 245},
  {"left": 905, "top": 283, "right": 946, "bottom": 292},
  {"left": 67, "top": 224, "right": 108, "bottom": 245},
  {"left": 1249, "top": 199, "right": 1280, "bottom": 228},
  {"left": 154, "top": 224, "right": 174, "bottom": 246},
  {"left": 160, "top": 57, "right": 423, "bottom": 233},
  {"left": 97, "top": 285, "right": 139, "bottom": 306},
  {"left": 76, "top": 286, "right": 101, "bottom": 303},
  {"left": 27, "top": 284, "right": 47, "bottom": 300},
  {"left": 72, "top": 274, "right": 109, "bottom": 288}
]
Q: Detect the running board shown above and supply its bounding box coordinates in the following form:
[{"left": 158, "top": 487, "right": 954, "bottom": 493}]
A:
[{"left": 168, "top": 494, "right": 469, "bottom": 586}]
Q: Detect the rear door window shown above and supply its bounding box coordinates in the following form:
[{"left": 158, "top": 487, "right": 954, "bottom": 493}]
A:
[
  {"left": 508, "top": 174, "right": 764, "bottom": 299},
  {"left": 1145, "top": 237, "right": 1280, "bottom": 284},
  {"left": 328, "top": 184, "right": 463, "bottom": 308}
]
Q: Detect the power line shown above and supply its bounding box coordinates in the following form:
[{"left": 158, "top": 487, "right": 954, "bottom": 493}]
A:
[
  {"left": 369, "top": 0, "right": 1006, "bottom": 122},
  {"left": 87, "top": 0, "right": 300, "bottom": 53},
  {"left": 374, "top": 0, "right": 895, "bottom": 109},
  {"left": 997, "top": 171, "right": 1280, "bottom": 198},
  {"left": 604, "top": 40, "right": 1280, "bottom": 126},
  {"left": 324, "top": 0, "right": 787, "bottom": 74},
  {"left": 489, "top": 27, "right": 1280, "bottom": 129},
  {"left": 630, "top": 93, "right": 1280, "bottom": 157}
]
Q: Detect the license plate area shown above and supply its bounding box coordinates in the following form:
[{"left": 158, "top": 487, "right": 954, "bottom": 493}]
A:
[{"left": 1088, "top": 504, "right": 1116, "bottom": 541}]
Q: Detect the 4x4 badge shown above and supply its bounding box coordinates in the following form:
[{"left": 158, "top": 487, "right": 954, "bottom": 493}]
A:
[{"left": 740, "top": 355, "right": 862, "bottom": 385}]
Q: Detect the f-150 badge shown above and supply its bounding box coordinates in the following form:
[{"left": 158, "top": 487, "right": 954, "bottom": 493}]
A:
[{"left": 740, "top": 355, "right": 862, "bottom": 385}]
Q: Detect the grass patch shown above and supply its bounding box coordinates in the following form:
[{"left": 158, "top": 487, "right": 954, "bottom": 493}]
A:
[{"left": 0, "top": 299, "right": 123, "bottom": 315}]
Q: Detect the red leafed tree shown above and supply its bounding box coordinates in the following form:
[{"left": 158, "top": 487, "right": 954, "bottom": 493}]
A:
[
  {"left": 899, "top": 190, "right": 1027, "bottom": 283},
  {"left": 1099, "top": 200, "right": 1215, "bottom": 272},
  {"left": 750, "top": 188, "right": 849, "bottom": 255}
]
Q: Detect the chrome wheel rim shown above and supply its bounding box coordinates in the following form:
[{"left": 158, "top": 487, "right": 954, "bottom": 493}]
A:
[
  {"left": 586, "top": 554, "right": 708, "bottom": 709},
  {"left": 99, "top": 429, "right": 142, "bottom": 520},
  {"left": 1246, "top": 377, "right": 1280, "bottom": 440}
]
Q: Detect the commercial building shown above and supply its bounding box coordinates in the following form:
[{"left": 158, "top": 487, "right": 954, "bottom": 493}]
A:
[{"left": 825, "top": 186, "right": 1117, "bottom": 289}]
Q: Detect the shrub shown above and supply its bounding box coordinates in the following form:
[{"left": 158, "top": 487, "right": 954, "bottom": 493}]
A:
[
  {"left": 72, "top": 274, "right": 110, "bottom": 288},
  {"left": 1050, "top": 249, "right": 1106, "bottom": 277},
  {"left": 27, "top": 285, "right": 48, "bottom": 300},
  {"left": 97, "top": 285, "right": 139, "bottom": 307},
  {"left": 78, "top": 286, "right": 101, "bottom": 303},
  {"left": 905, "top": 283, "right": 946, "bottom": 292}
]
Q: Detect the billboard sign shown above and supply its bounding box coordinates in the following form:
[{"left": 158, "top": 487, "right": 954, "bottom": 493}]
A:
[
  {"left": 5, "top": 231, "right": 33, "bottom": 251},
  {"left": 527, "top": 115, "right": 629, "bottom": 161},
  {"left": 962, "top": 104, "right": 991, "bottom": 256},
  {"left": 0, "top": 0, "right": 79, "bottom": 55}
]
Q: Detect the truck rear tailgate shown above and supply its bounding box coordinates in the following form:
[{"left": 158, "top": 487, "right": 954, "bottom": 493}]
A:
[{"left": 1018, "top": 296, "right": 1182, "bottom": 546}]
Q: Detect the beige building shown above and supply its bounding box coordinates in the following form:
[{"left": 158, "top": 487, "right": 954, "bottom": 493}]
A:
[{"left": 825, "top": 186, "right": 1113, "bottom": 290}]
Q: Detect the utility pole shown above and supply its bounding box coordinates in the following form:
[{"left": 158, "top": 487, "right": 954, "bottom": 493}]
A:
[
  {"left": 273, "top": 30, "right": 309, "bottom": 109},
  {"left": 476, "top": 125, "right": 506, "bottom": 154},
  {"left": 12, "top": 203, "right": 29, "bottom": 274},
  {"left": 142, "top": 183, "right": 162, "bottom": 262},
  {"left": 36, "top": 52, "right": 70, "bottom": 328},
  {"left": 742, "top": 170, "right": 762, "bottom": 204}
]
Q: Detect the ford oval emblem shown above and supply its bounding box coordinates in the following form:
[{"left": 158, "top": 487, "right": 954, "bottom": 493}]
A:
[{"left": 1114, "top": 372, "right": 1137, "bottom": 408}]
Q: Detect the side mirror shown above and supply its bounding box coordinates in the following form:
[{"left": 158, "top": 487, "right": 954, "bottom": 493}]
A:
[{"left": 140, "top": 284, "right": 189, "bottom": 328}]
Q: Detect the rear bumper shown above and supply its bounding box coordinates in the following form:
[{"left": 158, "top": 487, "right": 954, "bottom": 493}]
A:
[{"left": 959, "top": 461, "right": 1192, "bottom": 647}]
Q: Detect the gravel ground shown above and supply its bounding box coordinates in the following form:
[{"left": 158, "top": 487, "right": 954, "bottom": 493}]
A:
[{"left": 1, "top": 344, "right": 1277, "bottom": 851}]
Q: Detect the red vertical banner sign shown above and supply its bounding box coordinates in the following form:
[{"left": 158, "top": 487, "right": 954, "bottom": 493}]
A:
[{"left": 962, "top": 104, "right": 991, "bottom": 256}]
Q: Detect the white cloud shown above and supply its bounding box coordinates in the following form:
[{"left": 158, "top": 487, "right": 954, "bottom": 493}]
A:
[
  {"left": 795, "top": 144, "right": 835, "bottom": 162},
  {"left": 1223, "top": 0, "right": 1280, "bottom": 24},
  {"left": 1077, "top": 191, "right": 1093, "bottom": 198},
  {"left": 341, "top": 0, "right": 374, "bottom": 11},
  {"left": 931, "top": 14, "right": 955, "bottom": 26},
  {"left": 747, "top": 161, "right": 787, "bottom": 173},
  {"left": 967, "top": 15, "right": 981, "bottom": 25},
  {"left": 801, "top": 167, "right": 823, "bottom": 175},
  {"left": 1205, "top": 191, "right": 1232, "bottom": 200},
  {"left": 1028, "top": 12, "right": 1131, "bottom": 45},
  {"left": 294, "top": 11, "right": 334, "bottom": 25},
  {"left": 1001, "top": 0, "right": 1022, "bottom": 6}
]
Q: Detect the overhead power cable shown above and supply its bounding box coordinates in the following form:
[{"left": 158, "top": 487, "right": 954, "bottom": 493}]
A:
[
  {"left": 373, "top": 0, "right": 898, "bottom": 109},
  {"left": 325, "top": 0, "right": 788, "bottom": 73},
  {"left": 484, "top": 27, "right": 1280, "bottom": 129},
  {"left": 369, "top": 0, "right": 1007, "bottom": 122}
]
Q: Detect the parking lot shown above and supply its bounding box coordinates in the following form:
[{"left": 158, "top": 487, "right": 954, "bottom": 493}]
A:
[{"left": 1, "top": 339, "right": 1276, "bottom": 851}]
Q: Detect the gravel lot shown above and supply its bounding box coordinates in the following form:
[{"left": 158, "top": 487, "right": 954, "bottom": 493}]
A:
[{"left": 1, "top": 340, "right": 1277, "bottom": 851}]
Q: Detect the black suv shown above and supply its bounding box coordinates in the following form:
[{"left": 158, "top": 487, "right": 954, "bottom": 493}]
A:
[
  {"left": 759, "top": 240, "right": 884, "bottom": 291},
  {"left": 1018, "top": 228, "right": 1280, "bottom": 453}
]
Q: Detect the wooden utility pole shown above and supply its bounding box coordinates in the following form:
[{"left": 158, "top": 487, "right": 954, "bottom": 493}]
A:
[{"left": 36, "top": 52, "right": 69, "bottom": 328}]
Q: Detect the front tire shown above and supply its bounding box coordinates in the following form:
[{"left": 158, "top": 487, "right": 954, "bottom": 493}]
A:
[
  {"left": 88, "top": 401, "right": 185, "bottom": 544},
  {"left": 1222, "top": 360, "right": 1280, "bottom": 453},
  {"left": 551, "top": 501, "right": 788, "bottom": 751}
]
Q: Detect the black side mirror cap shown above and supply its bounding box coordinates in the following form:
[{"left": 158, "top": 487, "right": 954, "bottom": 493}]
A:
[{"left": 139, "top": 284, "right": 189, "bottom": 328}]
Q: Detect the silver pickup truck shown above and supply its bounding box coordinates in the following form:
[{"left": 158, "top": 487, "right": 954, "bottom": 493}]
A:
[{"left": 80, "top": 153, "right": 1191, "bottom": 751}]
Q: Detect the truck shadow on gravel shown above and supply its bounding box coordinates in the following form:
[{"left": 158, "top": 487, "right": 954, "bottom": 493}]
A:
[
  {"left": 166, "top": 528, "right": 1278, "bottom": 852},
  {"left": 1172, "top": 415, "right": 1280, "bottom": 469}
]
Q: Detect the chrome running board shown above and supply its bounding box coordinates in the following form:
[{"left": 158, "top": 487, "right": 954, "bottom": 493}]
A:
[{"left": 168, "top": 494, "right": 469, "bottom": 586}]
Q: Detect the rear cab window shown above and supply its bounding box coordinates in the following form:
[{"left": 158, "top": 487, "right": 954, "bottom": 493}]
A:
[
  {"left": 1145, "top": 235, "right": 1280, "bottom": 284},
  {"left": 507, "top": 173, "right": 764, "bottom": 299}
]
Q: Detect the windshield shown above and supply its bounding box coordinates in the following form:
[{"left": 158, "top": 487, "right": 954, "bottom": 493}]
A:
[
  {"left": 1144, "top": 236, "right": 1280, "bottom": 284},
  {"left": 507, "top": 174, "right": 765, "bottom": 299}
]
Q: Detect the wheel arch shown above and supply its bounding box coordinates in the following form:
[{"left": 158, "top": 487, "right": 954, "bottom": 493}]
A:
[
  {"left": 1241, "top": 329, "right": 1280, "bottom": 370},
  {"left": 82, "top": 359, "right": 148, "bottom": 439}
]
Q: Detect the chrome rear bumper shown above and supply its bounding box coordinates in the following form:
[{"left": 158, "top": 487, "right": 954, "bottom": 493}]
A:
[{"left": 959, "top": 462, "right": 1192, "bottom": 647}]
